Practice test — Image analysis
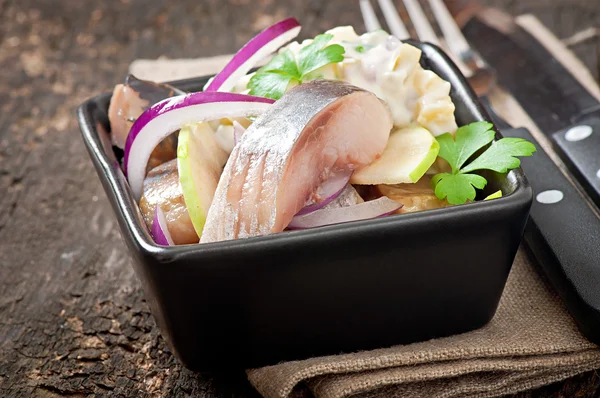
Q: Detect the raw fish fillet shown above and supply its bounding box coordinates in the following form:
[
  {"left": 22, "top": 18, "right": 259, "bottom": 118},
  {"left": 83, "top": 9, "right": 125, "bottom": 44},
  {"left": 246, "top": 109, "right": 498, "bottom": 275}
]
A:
[
  {"left": 139, "top": 159, "right": 198, "bottom": 245},
  {"left": 201, "top": 80, "right": 393, "bottom": 242},
  {"left": 108, "top": 75, "right": 183, "bottom": 149}
]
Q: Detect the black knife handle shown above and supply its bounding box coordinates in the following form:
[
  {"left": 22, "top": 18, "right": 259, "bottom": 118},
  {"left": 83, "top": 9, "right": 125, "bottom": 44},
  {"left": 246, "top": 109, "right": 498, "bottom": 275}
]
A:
[
  {"left": 501, "top": 127, "right": 600, "bottom": 344},
  {"left": 553, "top": 115, "right": 600, "bottom": 208}
]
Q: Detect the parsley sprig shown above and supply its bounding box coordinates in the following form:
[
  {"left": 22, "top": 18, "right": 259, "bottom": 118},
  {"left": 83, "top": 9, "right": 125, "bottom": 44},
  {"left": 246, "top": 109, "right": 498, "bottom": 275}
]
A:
[
  {"left": 248, "top": 34, "right": 345, "bottom": 100},
  {"left": 432, "top": 122, "right": 536, "bottom": 205}
]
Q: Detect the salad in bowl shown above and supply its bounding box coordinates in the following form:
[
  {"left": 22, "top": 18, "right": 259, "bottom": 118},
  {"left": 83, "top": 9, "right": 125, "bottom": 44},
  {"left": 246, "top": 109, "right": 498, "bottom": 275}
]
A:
[
  {"left": 78, "top": 17, "right": 535, "bottom": 369},
  {"left": 107, "top": 18, "right": 535, "bottom": 246}
]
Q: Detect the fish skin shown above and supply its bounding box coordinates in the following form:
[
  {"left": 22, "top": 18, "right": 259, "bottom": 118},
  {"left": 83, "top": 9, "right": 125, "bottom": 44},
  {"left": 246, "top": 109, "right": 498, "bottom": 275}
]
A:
[
  {"left": 107, "top": 75, "right": 183, "bottom": 149},
  {"left": 145, "top": 132, "right": 179, "bottom": 173},
  {"left": 108, "top": 83, "right": 143, "bottom": 149},
  {"left": 201, "top": 80, "right": 393, "bottom": 243},
  {"left": 139, "top": 159, "right": 198, "bottom": 245}
]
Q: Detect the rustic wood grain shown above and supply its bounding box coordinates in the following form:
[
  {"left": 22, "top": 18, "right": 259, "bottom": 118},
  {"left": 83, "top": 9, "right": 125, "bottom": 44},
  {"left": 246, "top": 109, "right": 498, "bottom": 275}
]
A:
[{"left": 0, "top": 0, "right": 598, "bottom": 397}]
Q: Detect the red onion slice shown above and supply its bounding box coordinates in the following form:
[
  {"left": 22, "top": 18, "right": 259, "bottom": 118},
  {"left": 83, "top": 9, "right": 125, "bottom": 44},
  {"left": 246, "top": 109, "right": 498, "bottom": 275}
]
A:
[
  {"left": 296, "top": 170, "right": 353, "bottom": 215},
  {"left": 233, "top": 120, "right": 246, "bottom": 146},
  {"left": 288, "top": 196, "right": 402, "bottom": 229},
  {"left": 151, "top": 205, "right": 174, "bottom": 246},
  {"left": 123, "top": 91, "right": 274, "bottom": 200},
  {"left": 205, "top": 18, "right": 301, "bottom": 92},
  {"left": 322, "top": 185, "right": 364, "bottom": 209}
]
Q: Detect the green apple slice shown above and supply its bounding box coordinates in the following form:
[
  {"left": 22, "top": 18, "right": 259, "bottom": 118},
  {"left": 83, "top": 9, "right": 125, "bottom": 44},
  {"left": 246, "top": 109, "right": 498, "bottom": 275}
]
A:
[
  {"left": 177, "top": 122, "right": 228, "bottom": 238},
  {"left": 350, "top": 125, "right": 440, "bottom": 185}
]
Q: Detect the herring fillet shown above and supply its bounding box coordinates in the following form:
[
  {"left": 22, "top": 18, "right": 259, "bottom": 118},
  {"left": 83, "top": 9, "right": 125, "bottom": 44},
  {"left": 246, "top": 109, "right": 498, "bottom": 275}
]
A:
[
  {"left": 139, "top": 159, "right": 198, "bottom": 245},
  {"left": 201, "top": 80, "right": 393, "bottom": 242},
  {"left": 107, "top": 76, "right": 181, "bottom": 149}
]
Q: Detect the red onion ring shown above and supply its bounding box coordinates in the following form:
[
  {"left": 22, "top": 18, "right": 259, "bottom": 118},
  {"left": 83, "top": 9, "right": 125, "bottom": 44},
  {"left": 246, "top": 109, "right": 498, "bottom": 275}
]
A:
[
  {"left": 296, "top": 170, "right": 353, "bottom": 215},
  {"left": 151, "top": 205, "right": 174, "bottom": 246},
  {"left": 123, "top": 91, "right": 274, "bottom": 200},
  {"left": 205, "top": 18, "right": 301, "bottom": 92},
  {"left": 288, "top": 196, "right": 402, "bottom": 229}
]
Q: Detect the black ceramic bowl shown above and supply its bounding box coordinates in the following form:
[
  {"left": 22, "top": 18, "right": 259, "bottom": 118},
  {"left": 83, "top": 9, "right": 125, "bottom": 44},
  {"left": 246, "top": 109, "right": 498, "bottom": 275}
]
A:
[{"left": 77, "top": 42, "right": 533, "bottom": 370}]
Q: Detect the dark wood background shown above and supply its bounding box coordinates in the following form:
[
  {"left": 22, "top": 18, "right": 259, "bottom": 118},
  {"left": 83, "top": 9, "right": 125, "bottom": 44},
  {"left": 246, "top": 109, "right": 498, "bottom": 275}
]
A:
[{"left": 1, "top": 0, "right": 599, "bottom": 396}]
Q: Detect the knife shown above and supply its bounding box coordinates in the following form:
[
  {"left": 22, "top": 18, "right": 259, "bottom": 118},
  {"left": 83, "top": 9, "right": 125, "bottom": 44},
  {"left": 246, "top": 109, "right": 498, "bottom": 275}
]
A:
[
  {"left": 461, "top": 10, "right": 600, "bottom": 345},
  {"left": 463, "top": 9, "right": 600, "bottom": 132},
  {"left": 462, "top": 12, "right": 600, "bottom": 204}
]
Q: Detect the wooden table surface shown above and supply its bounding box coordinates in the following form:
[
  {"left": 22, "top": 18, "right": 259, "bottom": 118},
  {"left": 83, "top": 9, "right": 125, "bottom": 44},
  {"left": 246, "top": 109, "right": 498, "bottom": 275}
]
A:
[{"left": 1, "top": 0, "right": 599, "bottom": 397}]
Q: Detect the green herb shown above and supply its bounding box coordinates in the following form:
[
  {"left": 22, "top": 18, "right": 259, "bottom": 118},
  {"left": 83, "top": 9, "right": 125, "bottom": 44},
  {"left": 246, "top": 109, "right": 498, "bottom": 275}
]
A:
[
  {"left": 351, "top": 43, "right": 376, "bottom": 53},
  {"left": 431, "top": 121, "right": 536, "bottom": 205},
  {"left": 248, "top": 34, "right": 345, "bottom": 100}
]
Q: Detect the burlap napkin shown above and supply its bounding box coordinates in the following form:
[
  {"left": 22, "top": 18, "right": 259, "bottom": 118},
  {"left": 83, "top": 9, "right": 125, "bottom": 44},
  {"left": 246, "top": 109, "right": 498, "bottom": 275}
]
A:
[
  {"left": 246, "top": 249, "right": 600, "bottom": 398},
  {"left": 130, "top": 14, "right": 600, "bottom": 398}
]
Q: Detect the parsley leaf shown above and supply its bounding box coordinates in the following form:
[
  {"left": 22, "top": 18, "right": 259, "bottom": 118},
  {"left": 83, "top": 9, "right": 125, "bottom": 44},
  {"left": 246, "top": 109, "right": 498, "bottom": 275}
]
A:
[
  {"left": 247, "top": 50, "right": 299, "bottom": 100},
  {"left": 298, "top": 34, "right": 345, "bottom": 75},
  {"left": 433, "top": 173, "right": 487, "bottom": 205},
  {"left": 461, "top": 137, "right": 537, "bottom": 174},
  {"left": 436, "top": 122, "right": 495, "bottom": 173},
  {"left": 431, "top": 121, "right": 536, "bottom": 205},
  {"left": 248, "top": 34, "right": 345, "bottom": 100},
  {"left": 261, "top": 48, "right": 300, "bottom": 76},
  {"left": 246, "top": 67, "right": 297, "bottom": 100}
]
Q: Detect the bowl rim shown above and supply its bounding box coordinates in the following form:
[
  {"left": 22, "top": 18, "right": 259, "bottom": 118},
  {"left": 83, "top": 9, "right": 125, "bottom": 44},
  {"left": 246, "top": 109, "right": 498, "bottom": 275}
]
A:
[{"left": 77, "top": 41, "right": 533, "bottom": 260}]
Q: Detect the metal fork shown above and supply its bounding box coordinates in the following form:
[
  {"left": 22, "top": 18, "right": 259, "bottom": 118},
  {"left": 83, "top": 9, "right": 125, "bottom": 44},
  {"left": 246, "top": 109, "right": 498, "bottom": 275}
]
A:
[{"left": 360, "top": 0, "right": 497, "bottom": 102}]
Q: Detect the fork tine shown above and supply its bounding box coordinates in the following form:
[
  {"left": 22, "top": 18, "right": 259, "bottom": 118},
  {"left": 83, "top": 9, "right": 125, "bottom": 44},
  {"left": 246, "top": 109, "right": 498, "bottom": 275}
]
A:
[
  {"left": 402, "top": 0, "right": 440, "bottom": 45},
  {"left": 360, "top": 0, "right": 382, "bottom": 32},
  {"left": 378, "top": 0, "right": 410, "bottom": 39},
  {"left": 428, "top": 0, "right": 473, "bottom": 61}
]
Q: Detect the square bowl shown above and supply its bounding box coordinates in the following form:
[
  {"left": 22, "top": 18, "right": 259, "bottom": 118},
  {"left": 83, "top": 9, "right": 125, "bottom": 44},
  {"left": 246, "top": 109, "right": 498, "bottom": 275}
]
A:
[{"left": 77, "top": 41, "right": 533, "bottom": 370}]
